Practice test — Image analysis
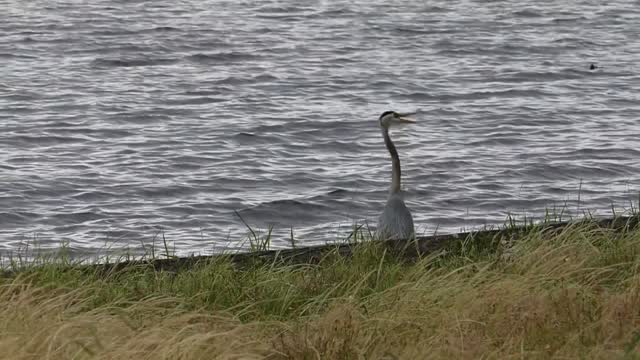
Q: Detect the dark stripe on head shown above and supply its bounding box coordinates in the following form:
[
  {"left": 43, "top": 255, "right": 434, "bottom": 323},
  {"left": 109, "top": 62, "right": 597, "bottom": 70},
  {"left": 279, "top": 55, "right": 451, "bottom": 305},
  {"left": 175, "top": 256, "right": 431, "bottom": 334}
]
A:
[{"left": 379, "top": 111, "right": 396, "bottom": 120}]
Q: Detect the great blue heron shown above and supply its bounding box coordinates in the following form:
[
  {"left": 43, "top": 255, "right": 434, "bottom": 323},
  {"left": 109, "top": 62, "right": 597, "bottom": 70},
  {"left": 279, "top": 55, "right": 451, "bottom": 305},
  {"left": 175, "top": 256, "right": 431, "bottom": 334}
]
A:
[{"left": 376, "top": 110, "right": 416, "bottom": 240}]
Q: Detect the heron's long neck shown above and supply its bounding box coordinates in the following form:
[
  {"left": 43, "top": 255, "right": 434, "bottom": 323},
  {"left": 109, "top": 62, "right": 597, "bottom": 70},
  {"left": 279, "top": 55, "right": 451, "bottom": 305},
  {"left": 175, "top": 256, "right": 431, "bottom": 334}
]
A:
[{"left": 382, "top": 127, "right": 401, "bottom": 195}]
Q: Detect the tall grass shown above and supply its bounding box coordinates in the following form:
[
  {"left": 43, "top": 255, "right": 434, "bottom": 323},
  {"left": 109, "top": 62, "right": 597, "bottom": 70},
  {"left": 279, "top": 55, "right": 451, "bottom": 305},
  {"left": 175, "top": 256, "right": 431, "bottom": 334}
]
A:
[{"left": 2, "top": 217, "right": 640, "bottom": 359}]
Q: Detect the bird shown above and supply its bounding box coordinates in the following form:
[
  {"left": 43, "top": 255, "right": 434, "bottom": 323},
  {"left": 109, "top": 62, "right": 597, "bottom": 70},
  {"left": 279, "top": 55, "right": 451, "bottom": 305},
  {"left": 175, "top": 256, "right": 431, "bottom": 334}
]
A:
[{"left": 376, "top": 110, "right": 416, "bottom": 240}]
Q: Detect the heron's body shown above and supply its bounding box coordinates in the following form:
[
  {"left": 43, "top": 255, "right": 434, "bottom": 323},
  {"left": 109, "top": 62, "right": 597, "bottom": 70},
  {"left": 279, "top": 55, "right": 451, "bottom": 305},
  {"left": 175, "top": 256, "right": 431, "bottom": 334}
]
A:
[
  {"left": 375, "top": 110, "right": 416, "bottom": 240},
  {"left": 377, "top": 191, "right": 414, "bottom": 240}
]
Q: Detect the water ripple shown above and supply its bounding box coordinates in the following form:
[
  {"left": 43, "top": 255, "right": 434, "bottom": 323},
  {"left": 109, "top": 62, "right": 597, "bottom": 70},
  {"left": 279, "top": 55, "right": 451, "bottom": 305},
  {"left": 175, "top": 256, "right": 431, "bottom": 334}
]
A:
[{"left": 1, "top": 0, "right": 639, "bottom": 257}]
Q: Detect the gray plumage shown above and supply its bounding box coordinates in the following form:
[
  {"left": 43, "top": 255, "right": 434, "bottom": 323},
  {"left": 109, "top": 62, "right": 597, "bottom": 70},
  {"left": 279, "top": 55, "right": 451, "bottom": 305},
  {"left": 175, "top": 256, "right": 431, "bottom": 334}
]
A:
[
  {"left": 377, "top": 192, "right": 415, "bottom": 240},
  {"left": 376, "top": 111, "right": 416, "bottom": 240}
]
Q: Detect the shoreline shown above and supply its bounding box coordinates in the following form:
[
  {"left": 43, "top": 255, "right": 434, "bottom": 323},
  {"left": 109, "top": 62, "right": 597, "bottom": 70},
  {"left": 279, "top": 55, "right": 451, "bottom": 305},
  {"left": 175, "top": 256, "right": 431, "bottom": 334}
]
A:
[{"left": 3, "top": 214, "right": 631, "bottom": 277}]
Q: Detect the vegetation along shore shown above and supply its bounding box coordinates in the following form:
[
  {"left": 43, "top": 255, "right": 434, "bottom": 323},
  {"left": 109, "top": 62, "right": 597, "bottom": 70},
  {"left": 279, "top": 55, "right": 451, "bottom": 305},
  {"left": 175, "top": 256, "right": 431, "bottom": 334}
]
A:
[{"left": 2, "top": 214, "right": 640, "bottom": 359}]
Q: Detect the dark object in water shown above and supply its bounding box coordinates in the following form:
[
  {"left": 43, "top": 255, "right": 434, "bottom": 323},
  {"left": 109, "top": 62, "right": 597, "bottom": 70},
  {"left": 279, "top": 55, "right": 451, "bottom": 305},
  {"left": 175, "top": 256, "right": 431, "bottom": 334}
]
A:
[{"left": 589, "top": 63, "right": 598, "bottom": 70}]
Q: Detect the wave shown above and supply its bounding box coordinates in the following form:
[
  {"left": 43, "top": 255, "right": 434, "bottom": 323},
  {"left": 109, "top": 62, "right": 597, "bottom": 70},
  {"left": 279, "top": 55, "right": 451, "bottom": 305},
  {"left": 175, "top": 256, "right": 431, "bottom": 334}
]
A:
[
  {"left": 90, "top": 57, "right": 179, "bottom": 68},
  {"left": 187, "top": 52, "right": 260, "bottom": 64}
]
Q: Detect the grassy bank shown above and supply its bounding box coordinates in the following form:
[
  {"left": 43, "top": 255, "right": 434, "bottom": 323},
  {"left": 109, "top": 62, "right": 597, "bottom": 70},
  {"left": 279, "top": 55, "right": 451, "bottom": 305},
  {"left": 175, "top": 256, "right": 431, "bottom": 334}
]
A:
[{"left": 2, "top": 218, "right": 640, "bottom": 359}]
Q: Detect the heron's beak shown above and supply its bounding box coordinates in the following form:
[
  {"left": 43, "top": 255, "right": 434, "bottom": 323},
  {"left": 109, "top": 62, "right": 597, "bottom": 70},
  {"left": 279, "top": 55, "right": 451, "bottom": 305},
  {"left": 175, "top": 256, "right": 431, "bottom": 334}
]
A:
[{"left": 397, "top": 112, "right": 417, "bottom": 123}]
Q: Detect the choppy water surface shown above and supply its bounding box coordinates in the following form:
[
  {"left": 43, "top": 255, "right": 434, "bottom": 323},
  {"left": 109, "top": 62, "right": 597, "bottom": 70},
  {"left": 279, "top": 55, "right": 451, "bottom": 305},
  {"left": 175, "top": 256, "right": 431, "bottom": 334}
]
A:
[{"left": 2, "top": 0, "right": 640, "bottom": 257}]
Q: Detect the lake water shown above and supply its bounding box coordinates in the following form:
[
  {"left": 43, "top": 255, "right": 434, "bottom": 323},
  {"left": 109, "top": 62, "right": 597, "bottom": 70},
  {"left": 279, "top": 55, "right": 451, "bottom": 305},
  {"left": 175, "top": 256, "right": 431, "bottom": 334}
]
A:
[{"left": 2, "top": 0, "right": 639, "bottom": 258}]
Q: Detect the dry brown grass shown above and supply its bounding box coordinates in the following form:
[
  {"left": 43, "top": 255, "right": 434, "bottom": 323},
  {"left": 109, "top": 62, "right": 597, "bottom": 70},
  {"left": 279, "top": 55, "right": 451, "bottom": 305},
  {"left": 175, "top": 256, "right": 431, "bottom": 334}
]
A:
[
  {"left": 2, "top": 220, "right": 640, "bottom": 359},
  {"left": 0, "top": 284, "right": 272, "bottom": 359}
]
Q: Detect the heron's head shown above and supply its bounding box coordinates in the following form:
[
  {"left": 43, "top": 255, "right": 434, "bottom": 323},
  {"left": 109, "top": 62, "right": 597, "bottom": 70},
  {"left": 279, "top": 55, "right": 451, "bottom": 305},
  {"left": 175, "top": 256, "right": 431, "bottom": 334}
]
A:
[{"left": 379, "top": 111, "right": 417, "bottom": 129}]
